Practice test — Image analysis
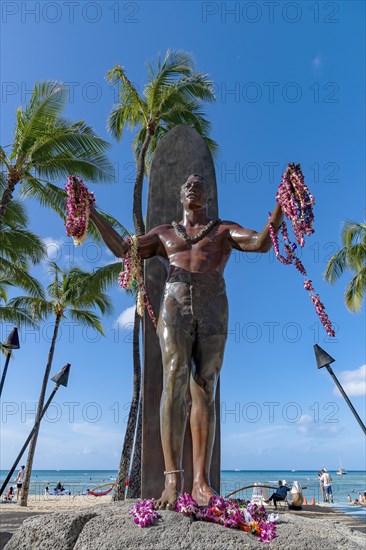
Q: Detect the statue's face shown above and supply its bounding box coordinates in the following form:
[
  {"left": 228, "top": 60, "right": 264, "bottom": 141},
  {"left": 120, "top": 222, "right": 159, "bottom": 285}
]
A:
[{"left": 181, "top": 178, "right": 209, "bottom": 209}]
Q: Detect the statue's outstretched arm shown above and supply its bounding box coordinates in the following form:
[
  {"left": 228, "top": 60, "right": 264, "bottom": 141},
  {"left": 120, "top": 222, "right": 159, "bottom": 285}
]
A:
[
  {"left": 89, "top": 208, "right": 130, "bottom": 258},
  {"left": 253, "top": 203, "right": 283, "bottom": 252},
  {"left": 228, "top": 203, "right": 283, "bottom": 253},
  {"left": 90, "top": 209, "right": 162, "bottom": 260}
]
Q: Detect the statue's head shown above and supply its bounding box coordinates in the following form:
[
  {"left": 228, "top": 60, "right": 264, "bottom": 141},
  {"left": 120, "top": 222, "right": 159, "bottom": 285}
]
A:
[{"left": 180, "top": 174, "right": 211, "bottom": 207}]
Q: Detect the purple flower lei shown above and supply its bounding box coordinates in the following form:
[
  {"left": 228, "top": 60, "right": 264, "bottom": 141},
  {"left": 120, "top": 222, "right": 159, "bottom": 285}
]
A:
[
  {"left": 65, "top": 175, "right": 95, "bottom": 245},
  {"left": 269, "top": 163, "right": 335, "bottom": 338},
  {"left": 130, "top": 495, "right": 277, "bottom": 543},
  {"left": 130, "top": 499, "right": 161, "bottom": 527},
  {"left": 118, "top": 237, "right": 157, "bottom": 328},
  {"left": 64, "top": 177, "right": 157, "bottom": 327}
]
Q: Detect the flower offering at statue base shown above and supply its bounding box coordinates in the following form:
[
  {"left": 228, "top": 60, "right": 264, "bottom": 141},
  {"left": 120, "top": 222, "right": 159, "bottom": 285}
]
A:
[
  {"left": 65, "top": 175, "right": 95, "bottom": 246},
  {"left": 130, "top": 499, "right": 161, "bottom": 527},
  {"left": 130, "top": 495, "right": 277, "bottom": 543},
  {"left": 269, "top": 163, "right": 335, "bottom": 337}
]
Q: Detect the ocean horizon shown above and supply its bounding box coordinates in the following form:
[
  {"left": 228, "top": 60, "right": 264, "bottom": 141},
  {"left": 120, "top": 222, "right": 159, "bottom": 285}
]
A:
[{"left": 2, "top": 469, "right": 365, "bottom": 504}]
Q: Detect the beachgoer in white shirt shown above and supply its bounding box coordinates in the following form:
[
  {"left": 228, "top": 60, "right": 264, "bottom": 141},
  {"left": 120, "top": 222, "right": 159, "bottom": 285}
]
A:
[{"left": 320, "top": 469, "right": 333, "bottom": 503}]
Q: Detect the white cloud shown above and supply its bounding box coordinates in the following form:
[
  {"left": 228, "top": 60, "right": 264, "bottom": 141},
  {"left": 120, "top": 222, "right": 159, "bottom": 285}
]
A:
[
  {"left": 334, "top": 364, "right": 366, "bottom": 397},
  {"left": 312, "top": 54, "right": 322, "bottom": 70},
  {"left": 297, "top": 413, "right": 341, "bottom": 438},
  {"left": 115, "top": 306, "right": 136, "bottom": 329},
  {"left": 43, "top": 237, "right": 65, "bottom": 260}
]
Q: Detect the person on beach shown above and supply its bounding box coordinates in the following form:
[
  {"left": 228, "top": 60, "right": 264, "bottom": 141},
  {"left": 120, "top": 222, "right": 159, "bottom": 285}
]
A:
[
  {"left": 320, "top": 469, "right": 333, "bottom": 503},
  {"left": 4, "top": 486, "right": 14, "bottom": 502},
  {"left": 318, "top": 471, "right": 325, "bottom": 502},
  {"left": 87, "top": 174, "right": 283, "bottom": 509},
  {"left": 265, "top": 480, "right": 291, "bottom": 508},
  {"left": 56, "top": 481, "right": 65, "bottom": 494},
  {"left": 15, "top": 465, "right": 25, "bottom": 500}
]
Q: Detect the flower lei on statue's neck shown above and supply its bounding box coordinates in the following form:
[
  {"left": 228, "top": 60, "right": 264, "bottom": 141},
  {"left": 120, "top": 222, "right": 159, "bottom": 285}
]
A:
[
  {"left": 269, "top": 163, "right": 335, "bottom": 337},
  {"left": 118, "top": 237, "right": 157, "bottom": 328},
  {"left": 65, "top": 175, "right": 95, "bottom": 246}
]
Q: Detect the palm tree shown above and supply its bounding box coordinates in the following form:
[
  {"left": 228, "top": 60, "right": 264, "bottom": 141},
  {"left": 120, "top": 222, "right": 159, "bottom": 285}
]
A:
[
  {"left": 8, "top": 262, "right": 113, "bottom": 506},
  {"left": 107, "top": 49, "right": 216, "bottom": 235},
  {"left": 107, "top": 50, "right": 216, "bottom": 499},
  {"left": 0, "top": 174, "right": 46, "bottom": 325},
  {"left": 0, "top": 81, "right": 113, "bottom": 224},
  {"left": 324, "top": 220, "right": 366, "bottom": 312}
]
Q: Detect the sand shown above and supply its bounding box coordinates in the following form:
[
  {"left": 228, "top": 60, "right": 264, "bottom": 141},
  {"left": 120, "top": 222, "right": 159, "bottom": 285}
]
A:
[{"left": 0, "top": 494, "right": 113, "bottom": 514}]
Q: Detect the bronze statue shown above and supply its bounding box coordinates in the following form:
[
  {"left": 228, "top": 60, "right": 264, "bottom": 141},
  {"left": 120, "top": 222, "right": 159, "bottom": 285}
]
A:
[{"left": 89, "top": 174, "right": 283, "bottom": 509}]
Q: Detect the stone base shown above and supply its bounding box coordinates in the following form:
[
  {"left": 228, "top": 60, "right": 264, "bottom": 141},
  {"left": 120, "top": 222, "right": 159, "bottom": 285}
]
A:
[{"left": 4, "top": 500, "right": 366, "bottom": 549}]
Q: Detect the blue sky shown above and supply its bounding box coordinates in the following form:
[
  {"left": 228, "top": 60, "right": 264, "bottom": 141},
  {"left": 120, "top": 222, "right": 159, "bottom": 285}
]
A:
[{"left": 1, "top": 1, "right": 365, "bottom": 472}]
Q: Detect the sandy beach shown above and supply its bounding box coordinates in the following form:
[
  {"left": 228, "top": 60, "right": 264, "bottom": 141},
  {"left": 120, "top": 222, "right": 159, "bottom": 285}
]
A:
[
  {"left": 1, "top": 496, "right": 365, "bottom": 549},
  {"left": 0, "top": 494, "right": 113, "bottom": 514}
]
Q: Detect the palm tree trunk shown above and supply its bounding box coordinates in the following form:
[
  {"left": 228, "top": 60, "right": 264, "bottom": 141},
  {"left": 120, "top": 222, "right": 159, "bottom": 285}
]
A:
[
  {"left": 19, "top": 314, "right": 62, "bottom": 506},
  {"left": 126, "top": 398, "right": 142, "bottom": 498},
  {"left": 115, "top": 128, "right": 151, "bottom": 498},
  {"left": 133, "top": 131, "right": 152, "bottom": 236},
  {"left": 0, "top": 174, "right": 18, "bottom": 225},
  {"left": 113, "top": 309, "right": 141, "bottom": 500}
]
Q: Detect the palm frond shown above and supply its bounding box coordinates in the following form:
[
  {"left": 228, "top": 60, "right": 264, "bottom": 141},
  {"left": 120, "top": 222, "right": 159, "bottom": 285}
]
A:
[
  {"left": 344, "top": 267, "right": 366, "bottom": 312},
  {"left": 145, "top": 50, "right": 194, "bottom": 109},
  {"left": 0, "top": 305, "right": 40, "bottom": 328},
  {"left": 107, "top": 65, "right": 147, "bottom": 126},
  {"left": 345, "top": 243, "right": 366, "bottom": 272},
  {"left": 29, "top": 122, "right": 112, "bottom": 169},
  {"left": 68, "top": 308, "right": 105, "bottom": 335},
  {"left": 0, "top": 258, "right": 45, "bottom": 297},
  {"left": 0, "top": 226, "right": 46, "bottom": 264},
  {"left": 325, "top": 219, "right": 366, "bottom": 312},
  {"left": 342, "top": 220, "right": 366, "bottom": 247},
  {"left": 107, "top": 103, "right": 144, "bottom": 141},
  {"left": 323, "top": 247, "right": 349, "bottom": 284},
  {"left": 32, "top": 154, "right": 113, "bottom": 183},
  {"left": 12, "top": 82, "right": 67, "bottom": 166},
  {"left": 7, "top": 296, "right": 52, "bottom": 320},
  {"left": 89, "top": 261, "right": 123, "bottom": 291},
  {"left": 46, "top": 261, "right": 63, "bottom": 299},
  {"left": 2, "top": 197, "right": 29, "bottom": 228},
  {"left": 20, "top": 178, "right": 67, "bottom": 217},
  {"left": 156, "top": 74, "right": 215, "bottom": 112},
  {"left": 0, "top": 146, "right": 10, "bottom": 170}
]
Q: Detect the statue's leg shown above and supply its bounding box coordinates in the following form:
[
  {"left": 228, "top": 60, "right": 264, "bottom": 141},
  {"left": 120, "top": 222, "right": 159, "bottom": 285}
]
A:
[
  {"left": 155, "top": 284, "right": 194, "bottom": 510},
  {"left": 190, "top": 334, "right": 226, "bottom": 506}
]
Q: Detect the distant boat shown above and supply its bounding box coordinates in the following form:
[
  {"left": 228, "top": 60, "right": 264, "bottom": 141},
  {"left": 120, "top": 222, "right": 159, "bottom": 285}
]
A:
[{"left": 336, "top": 457, "right": 347, "bottom": 475}]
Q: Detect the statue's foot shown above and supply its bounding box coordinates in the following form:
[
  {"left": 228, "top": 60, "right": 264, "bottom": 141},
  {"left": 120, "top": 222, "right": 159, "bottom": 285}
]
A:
[
  {"left": 192, "top": 481, "right": 218, "bottom": 507},
  {"left": 155, "top": 486, "right": 178, "bottom": 510}
]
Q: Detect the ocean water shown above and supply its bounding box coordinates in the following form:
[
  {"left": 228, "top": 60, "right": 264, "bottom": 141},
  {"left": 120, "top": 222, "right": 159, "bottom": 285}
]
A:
[{"left": 1, "top": 469, "right": 365, "bottom": 505}]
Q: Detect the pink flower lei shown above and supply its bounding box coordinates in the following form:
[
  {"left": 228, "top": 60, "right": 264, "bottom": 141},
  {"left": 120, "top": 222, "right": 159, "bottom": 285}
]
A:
[
  {"left": 64, "top": 176, "right": 157, "bottom": 326},
  {"left": 118, "top": 236, "right": 157, "bottom": 328},
  {"left": 130, "top": 494, "right": 277, "bottom": 543},
  {"left": 65, "top": 175, "right": 95, "bottom": 246},
  {"left": 269, "top": 163, "right": 335, "bottom": 337}
]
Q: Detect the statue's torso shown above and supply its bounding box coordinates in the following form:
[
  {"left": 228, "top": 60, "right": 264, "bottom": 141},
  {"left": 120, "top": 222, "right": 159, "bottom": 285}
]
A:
[{"left": 155, "top": 222, "right": 233, "bottom": 274}]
